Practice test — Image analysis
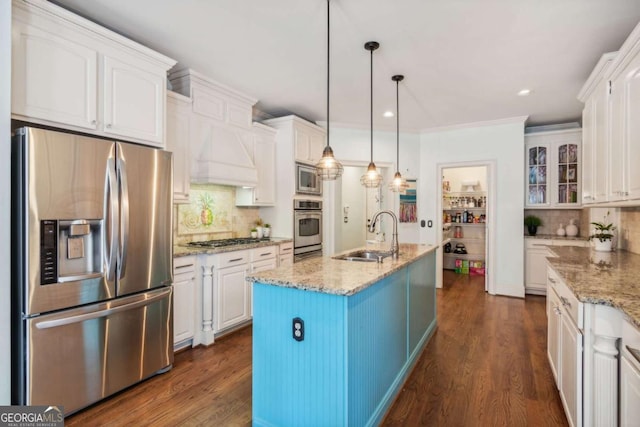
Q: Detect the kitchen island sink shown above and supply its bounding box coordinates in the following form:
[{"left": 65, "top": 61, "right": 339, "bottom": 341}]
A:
[
  {"left": 332, "top": 249, "right": 393, "bottom": 263},
  {"left": 247, "top": 243, "right": 437, "bottom": 426}
]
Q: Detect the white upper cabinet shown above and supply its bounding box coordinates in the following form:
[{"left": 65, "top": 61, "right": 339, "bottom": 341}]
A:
[
  {"left": 579, "top": 21, "right": 640, "bottom": 206},
  {"left": 11, "top": 21, "right": 98, "bottom": 130},
  {"left": 166, "top": 91, "right": 192, "bottom": 203},
  {"left": 102, "top": 56, "right": 165, "bottom": 143},
  {"left": 294, "top": 124, "right": 325, "bottom": 165},
  {"left": 236, "top": 123, "right": 277, "bottom": 206},
  {"left": 169, "top": 68, "right": 259, "bottom": 187},
  {"left": 610, "top": 46, "right": 640, "bottom": 202},
  {"left": 11, "top": 0, "right": 176, "bottom": 147},
  {"left": 525, "top": 129, "right": 581, "bottom": 209}
]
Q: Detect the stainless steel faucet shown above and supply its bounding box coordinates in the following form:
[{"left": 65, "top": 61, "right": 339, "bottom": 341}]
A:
[{"left": 368, "top": 210, "right": 399, "bottom": 257}]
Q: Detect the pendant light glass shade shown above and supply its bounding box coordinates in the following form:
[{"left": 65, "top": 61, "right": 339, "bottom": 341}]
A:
[
  {"left": 389, "top": 74, "right": 409, "bottom": 193},
  {"left": 361, "top": 41, "right": 382, "bottom": 188},
  {"left": 315, "top": 0, "right": 343, "bottom": 180}
]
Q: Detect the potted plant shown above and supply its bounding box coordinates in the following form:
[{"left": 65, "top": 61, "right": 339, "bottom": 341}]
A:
[
  {"left": 590, "top": 213, "right": 616, "bottom": 252},
  {"left": 524, "top": 215, "right": 542, "bottom": 236},
  {"left": 250, "top": 228, "right": 258, "bottom": 239},
  {"left": 263, "top": 223, "right": 271, "bottom": 238},
  {"left": 255, "top": 218, "right": 264, "bottom": 238}
]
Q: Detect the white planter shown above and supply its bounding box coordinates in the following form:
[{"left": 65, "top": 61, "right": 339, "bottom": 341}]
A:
[
  {"left": 263, "top": 227, "right": 270, "bottom": 238},
  {"left": 251, "top": 231, "right": 258, "bottom": 238},
  {"left": 594, "top": 239, "right": 612, "bottom": 252},
  {"left": 256, "top": 226, "right": 263, "bottom": 238}
]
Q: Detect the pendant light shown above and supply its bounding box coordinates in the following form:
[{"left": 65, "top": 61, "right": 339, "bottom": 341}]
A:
[
  {"left": 360, "top": 41, "right": 383, "bottom": 188},
  {"left": 315, "top": 0, "right": 343, "bottom": 180},
  {"left": 389, "top": 74, "right": 409, "bottom": 193}
]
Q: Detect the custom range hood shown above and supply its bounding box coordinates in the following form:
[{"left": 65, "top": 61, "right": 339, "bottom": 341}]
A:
[{"left": 169, "top": 68, "right": 259, "bottom": 187}]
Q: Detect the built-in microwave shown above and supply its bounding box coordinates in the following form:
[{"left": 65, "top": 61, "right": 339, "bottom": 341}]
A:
[{"left": 296, "top": 162, "right": 322, "bottom": 196}]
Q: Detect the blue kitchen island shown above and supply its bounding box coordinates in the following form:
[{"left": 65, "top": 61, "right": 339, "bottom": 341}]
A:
[{"left": 247, "top": 243, "right": 437, "bottom": 427}]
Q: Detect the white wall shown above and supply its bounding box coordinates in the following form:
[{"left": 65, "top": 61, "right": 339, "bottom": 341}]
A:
[
  {"left": 1, "top": 0, "right": 12, "bottom": 404},
  {"left": 420, "top": 120, "right": 526, "bottom": 298},
  {"left": 329, "top": 126, "right": 422, "bottom": 249}
]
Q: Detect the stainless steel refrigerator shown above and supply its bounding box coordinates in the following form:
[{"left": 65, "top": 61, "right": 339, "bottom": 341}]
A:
[{"left": 11, "top": 126, "right": 174, "bottom": 415}]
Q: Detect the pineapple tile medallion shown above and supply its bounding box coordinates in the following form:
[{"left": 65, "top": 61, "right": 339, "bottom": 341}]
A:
[{"left": 177, "top": 184, "right": 233, "bottom": 235}]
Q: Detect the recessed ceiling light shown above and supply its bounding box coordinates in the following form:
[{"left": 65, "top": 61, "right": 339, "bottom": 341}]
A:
[
  {"left": 518, "top": 89, "right": 531, "bottom": 96},
  {"left": 383, "top": 111, "right": 394, "bottom": 118}
]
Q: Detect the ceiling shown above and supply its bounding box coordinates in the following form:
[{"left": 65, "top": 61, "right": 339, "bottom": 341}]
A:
[{"left": 54, "top": 0, "right": 640, "bottom": 131}]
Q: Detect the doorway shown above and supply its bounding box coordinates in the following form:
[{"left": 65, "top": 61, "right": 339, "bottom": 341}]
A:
[{"left": 437, "top": 161, "right": 496, "bottom": 294}]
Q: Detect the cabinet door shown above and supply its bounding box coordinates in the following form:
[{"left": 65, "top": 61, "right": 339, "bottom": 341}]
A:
[
  {"left": 526, "top": 143, "right": 550, "bottom": 207},
  {"left": 173, "top": 272, "right": 195, "bottom": 345},
  {"left": 525, "top": 248, "right": 550, "bottom": 293},
  {"left": 623, "top": 53, "right": 640, "bottom": 200},
  {"left": 581, "top": 103, "right": 594, "bottom": 204},
  {"left": 166, "top": 93, "right": 191, "bottom": 203},
  {"left": 294, "top": 128, "right": 311, "bottom": 162},
  {"left": 609, "top": 76, "right": 626, "bottom": 202},
  {"left": 253, "top": 135, "right": 276, "bottom": 205},
  {"left": 556, "top": 143, "right": 580, "bottom": 205},
  {"left": 621, "top": 355, "right": 640, "bottom": 427},
  {"left": 308, "top": 132, "right": 325, "bottom": 164},
  {"left": 215, "top": 264, "right": 250, "bottom": 331},
  {"left": 103, "top": 55, "right": 164, "bottom": 145},
  {"left": 560, "top": 311, "right": 583, "bottom": 427},
  {"left": 547, "top": 289, "right": 561, "bottom": 384},
  {"left": 592, "top": 80, "right": 610, "bottom": 203},
  {"left": 12, "top": 22, "right": 98, "bottom": 130}
]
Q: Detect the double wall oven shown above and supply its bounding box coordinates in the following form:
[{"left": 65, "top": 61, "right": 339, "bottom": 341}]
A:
[{"left": 294, "top": 199, "right": 322, "bottom": 262}]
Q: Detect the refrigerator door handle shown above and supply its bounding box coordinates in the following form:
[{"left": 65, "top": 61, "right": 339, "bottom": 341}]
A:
[
  {"left": 117, "top": 145, "right": 130, "bottom": 280},
  {"left": 34, "top": 287, "right": 171, "bottom": 330},
  {"left": 105, "top": 157, "right": 118, "bottom": 282}
]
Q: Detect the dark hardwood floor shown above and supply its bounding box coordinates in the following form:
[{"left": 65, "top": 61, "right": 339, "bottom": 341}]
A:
[{"left": 66, "top": 270, "right": 567, "bottom": 426}]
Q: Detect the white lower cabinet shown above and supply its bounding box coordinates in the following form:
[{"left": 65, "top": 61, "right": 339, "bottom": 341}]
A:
[
  {"left": 198, "top": 245, "right": 279, "bottom": 341},
  {"left": 559, "top": 306, "right": 583, "bottom": 427},
  {"left": 620, "top": 356, "right": 640, "bottom": 427},
  {"left": 547, "top": 286, "right": 561, "bottom": 383},
  {"left": 525, "top": 239, "right": 589, "bottom": 295},
  {"left": 173, "top": 256, "right": 196, "bottom": 350},
  {"left": 215, "top": 263, "right": 251, "bottom": 332},
  {"left": 278, "top": 241, "right": 294, "bottom": 267}
]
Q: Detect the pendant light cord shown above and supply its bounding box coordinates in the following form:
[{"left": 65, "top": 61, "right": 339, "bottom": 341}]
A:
[
  {"left": 396, "top": 79, "right": 399, "bottom": 171},
  {"left": 326, "top": 0, "right": 330, "bottom": 149},
  {"left": 370, "top": 47, "right": 373, "bottom": 163}
]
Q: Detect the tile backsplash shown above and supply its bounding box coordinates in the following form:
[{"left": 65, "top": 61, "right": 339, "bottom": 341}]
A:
[
  {"left": 173, "top": 184, "right": 260, "bottom": 245},
  {"left": 524, "top": 209, "right": 589, "bottom": 237},
  {"left": 620, "top": 207, "right": 640, "bottom": 255}
]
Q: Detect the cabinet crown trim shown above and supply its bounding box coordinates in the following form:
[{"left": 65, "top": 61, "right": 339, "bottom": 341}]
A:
[
  {"left": 577, "top": 52, "right": 618, "bottom": 102},
  {"left": 168, "top": 67, "right": 257, "bottom": 106},
  {"left": 15, "top": 0, "right": 176, "bottom": 69}
]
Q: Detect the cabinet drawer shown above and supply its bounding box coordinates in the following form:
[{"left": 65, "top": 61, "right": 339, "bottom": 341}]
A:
[
  {"left": 526, "top": 239, "right": 553, "bottom": 249},
  {"left": 250, "top": 246, "right": 277, "bottom": 262},
  {"left": 173, "top": 256, "right": 196, "bottom": 275},
  {"left": 216, "top": 250, "right": 249, "bottom": 268},
  {"left": 548, "top": 267, "right": 583, "bottom": 329},
  {"left": 552, "top": 240, "right": 590, "bottom": 247},
  {"left": 279, "top": 242, "right": 293, "bottom": 255}
]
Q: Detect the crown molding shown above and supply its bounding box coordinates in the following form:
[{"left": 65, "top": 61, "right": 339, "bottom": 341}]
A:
[{"left": 420, "top": 116, "right": 529, "bottom": 134}]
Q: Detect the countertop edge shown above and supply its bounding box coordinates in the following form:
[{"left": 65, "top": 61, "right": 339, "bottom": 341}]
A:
[
  {"left": 173, "top": 238, "right": 293, "bottom": 258},
  {"left": 247, "top": 244, "right": 438, "bottom": 297}
]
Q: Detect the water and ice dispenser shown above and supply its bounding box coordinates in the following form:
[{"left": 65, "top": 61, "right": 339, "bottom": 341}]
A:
[{"left": 40, "top": 219, "right": 103, "bottom": 285}]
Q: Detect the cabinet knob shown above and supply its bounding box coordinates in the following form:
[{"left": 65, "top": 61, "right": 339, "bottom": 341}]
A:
[
  {"left": 106, "top": 124, "right": 112, "bottom": 129},
  {"left": 91, "top": 120, "right": 97, "bottom": 125}
]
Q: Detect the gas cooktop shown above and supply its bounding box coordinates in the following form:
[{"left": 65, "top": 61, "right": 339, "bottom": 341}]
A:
[{"left": 183, "top": 237, "right": 272, "bottom": 248}]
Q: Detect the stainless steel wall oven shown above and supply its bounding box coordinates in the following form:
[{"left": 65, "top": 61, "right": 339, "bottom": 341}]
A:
[{"left": 293, "top": 199, "right": 322, "bottom": 261}]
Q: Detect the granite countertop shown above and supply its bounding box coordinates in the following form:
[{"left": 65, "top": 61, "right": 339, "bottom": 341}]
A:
[
  {"left": 547, "top": 246, "right": 640, "bottom": 328},
  {"left": 173, "top": 237, "right": 293, "bottom": 257},
  {"left": 246, "top": 243, "right": 437, "bottom": 296},
  {"left": 526, "top": 234, "right": 588, "bottom": 241}
]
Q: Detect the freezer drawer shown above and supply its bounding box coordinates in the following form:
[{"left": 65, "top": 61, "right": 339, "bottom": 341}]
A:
[{"left": 22, "top": 287, "right": 173, "bottom": 415}]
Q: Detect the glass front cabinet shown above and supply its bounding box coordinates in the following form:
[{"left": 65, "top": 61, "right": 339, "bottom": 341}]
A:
[{"left": 525, "top": 129, "right": 581, "bottom": 208}]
